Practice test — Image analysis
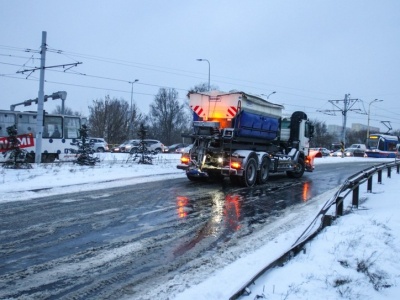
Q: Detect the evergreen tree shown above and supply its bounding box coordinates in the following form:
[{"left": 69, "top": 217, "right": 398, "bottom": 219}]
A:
[
  {"left": 3, "top": 125, "right": 32, "bottom": 169},
  {"left": 70, "top": 125, "right": 100, "bottom": 166}
]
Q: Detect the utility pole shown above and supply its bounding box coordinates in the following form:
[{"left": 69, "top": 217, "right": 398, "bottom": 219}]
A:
[
  {"left": 17, "top": 32, "right": 82, "bottom": 164},
  {"left": 129, "top": 79, "right": 139, "bottom": 139},
  {"left": 318, "top": 94, "right": 362, "bottom": 145},
  {"left": 34, "top": 31, "right": 47, "bottom": 164}
]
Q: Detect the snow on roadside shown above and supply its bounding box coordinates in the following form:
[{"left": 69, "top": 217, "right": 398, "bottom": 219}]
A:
[{"left": 0, "top": 153, "right": 184, "bottom": 203}]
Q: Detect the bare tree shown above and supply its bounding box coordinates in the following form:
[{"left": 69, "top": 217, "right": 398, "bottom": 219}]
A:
[
  {"left": 188, "top": 82, "right": 219, "bottom": 94},
  {"left": 88, "top": 95, "right": 142, "bottom": 144},
  {"left": 148, "top": 88, "right": 190, "bottom": 145},
  {"left": 309, "top": 119, "right": 336, "bottom": 148},
  {"left": 51, "top": 105, "right": 82, "bottom": 116}
]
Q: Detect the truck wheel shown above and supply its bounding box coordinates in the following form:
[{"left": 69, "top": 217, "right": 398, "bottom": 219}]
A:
[
  {"left": 287, "top": 157, "right": 305, "bottom": 178},
  {"left": 257, "top": 158, "right": 269, "bottom": 184},
  {"left": 240, "top": 157, "right": 257, "bottom": 187}
]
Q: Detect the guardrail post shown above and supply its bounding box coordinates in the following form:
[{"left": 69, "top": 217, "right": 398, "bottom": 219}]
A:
[
  {"left": 397, "top": 164, "right": 399, "bottom": 174},
  {"left": 336, "top": 196, "right": 344, "bottom": 216},
  {"left": 352, "top": 186, "right": 359, "bottom": 208},
  {"left": 377, "top": 170, "right": 382, "bottom": 184},
  {"left": 367, "top": 176, "right": 373, "bottom": 192},
  {"left": 387, "top": 166, "right": 391, "bottom": 178}
]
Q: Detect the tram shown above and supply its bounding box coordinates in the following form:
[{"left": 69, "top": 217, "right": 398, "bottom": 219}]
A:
[
  {"left": 365, "top": 133, "right": 399, "bottom": 158},
  {"left": 0, "top": 109, "right": 86, "bottom": 162}
]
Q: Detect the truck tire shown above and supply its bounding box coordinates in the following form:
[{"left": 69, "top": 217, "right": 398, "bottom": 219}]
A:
[
  {"left": 240, "top": 157, "right": 257, "bottom": 187},
  {"left": 257, "top": 157, "right": 270, "bottom": 184},
  {"left": 287, "top": 157, "right": 305, "bottom": 178}
]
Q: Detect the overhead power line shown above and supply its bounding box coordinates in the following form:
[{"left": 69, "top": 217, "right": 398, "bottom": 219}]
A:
[{"left": 318, "top": 94, "right": 362, "bottom": 144}]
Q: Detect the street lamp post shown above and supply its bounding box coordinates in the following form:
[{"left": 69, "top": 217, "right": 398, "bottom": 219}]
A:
[
  {"left": 129, "top": 79, "right": 139, "bottom": 138},
  {"left": 262, "top": 91, "right": 276, "bottom": 99},
  {"left": 196, "top": 59, "right": 210, "bottom": 91},
  {"left": 367, "top": 99, "right": 383, "bottom": 140}
]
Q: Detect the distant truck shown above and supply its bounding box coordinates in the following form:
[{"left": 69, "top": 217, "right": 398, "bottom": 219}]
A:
[{"left": 177, "top": 91, "right": 315, "bottom": 187}]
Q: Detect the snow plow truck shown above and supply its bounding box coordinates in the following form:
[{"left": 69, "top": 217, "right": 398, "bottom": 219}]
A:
[{"left": 177, "top": 90, "right": 316, "bottom": 187}]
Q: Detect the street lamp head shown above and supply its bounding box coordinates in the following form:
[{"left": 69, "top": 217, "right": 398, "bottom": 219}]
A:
[
  {"left": 129, "top": 79, "right": 139, "bottom": 84},
  {"left": 196, "top": 59, "right": 210, "bottom": 91},
  {"left": 262, "top": 91, "right": 277, "bottom": 99}
]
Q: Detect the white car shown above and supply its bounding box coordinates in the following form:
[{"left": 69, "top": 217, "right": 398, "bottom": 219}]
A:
[
  {"left": 130, "top": 139, "right": 164, "bottom": 154},
  {"left": 177, "top": 144, "right": 193, "bottom": 154},
  {"left": 330, "top": 149, "right": 344, "bottom": 157},
  {"left": 88, "top": 137, "right": 109, "bottom": 152}
]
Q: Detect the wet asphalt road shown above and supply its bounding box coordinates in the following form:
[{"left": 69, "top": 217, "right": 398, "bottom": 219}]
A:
[{"left": 0, "top": 161, "right": 381, "bottom": 299}]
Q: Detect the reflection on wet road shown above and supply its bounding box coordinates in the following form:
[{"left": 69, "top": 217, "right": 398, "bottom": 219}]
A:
[{"left": 171, "top": 161, "right": 379, "bottom": 257}]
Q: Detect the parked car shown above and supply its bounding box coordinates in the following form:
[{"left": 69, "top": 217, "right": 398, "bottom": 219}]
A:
[
  {"left": 111, "top": 139, "right": 140, "bottom": 153},
  {"left": 344, "top": 148, "right": 358, "bottom": 157},
  {"left": 311, "top": 147, "right": 330, "bottom": 156},
  {"left": 319, "top": 148, "right": 331, "bottom": 156},
  {"left": 330, "top": 149, "right": 344, "bottom": 157},
  {"left": 331, "top": 148, "right": 362, "bottom": 157},
  {"left": 88, "top": 138, "right": 109, "bottom": 152},
  {"left": 130, "top": 139, "right": 164, "bottom": 154},
  {"left": 346, "top": 144, "right": 367, "bottom": 157},
  {"left": 163, "top": 143, "right": 188, "bottom": 153},
  {"left": 176, "top": 144, "right": 193, "bottom": 154}
]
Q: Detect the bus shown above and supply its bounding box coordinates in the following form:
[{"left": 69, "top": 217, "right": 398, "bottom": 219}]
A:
[
  {"left": 365, "top": 133, "right": 400, "bottom": 158},
  {"left": 0, "top": 109, "right": 87, "bottom": 163}
]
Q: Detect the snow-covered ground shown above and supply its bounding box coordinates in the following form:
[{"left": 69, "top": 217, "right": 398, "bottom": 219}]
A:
[{"left": 1, "top": 154, "right": 399, "bottom": 299}]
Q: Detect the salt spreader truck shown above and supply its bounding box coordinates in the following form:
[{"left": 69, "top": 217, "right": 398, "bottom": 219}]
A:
[{"left": 177, "top": 91, "right": 315, "bottom": 187}]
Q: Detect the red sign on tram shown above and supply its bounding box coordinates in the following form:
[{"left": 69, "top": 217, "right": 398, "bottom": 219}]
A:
[{"left": 0, "top": 134, "right": 35, "bottom": 153}]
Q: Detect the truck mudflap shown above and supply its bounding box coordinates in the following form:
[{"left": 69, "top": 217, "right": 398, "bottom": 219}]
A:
[
  {"left": 305, "top": 159, "right": 314, "bottom": 172},
  {"left": 305, "top": 151, "right": 319, "bottom": 172}
]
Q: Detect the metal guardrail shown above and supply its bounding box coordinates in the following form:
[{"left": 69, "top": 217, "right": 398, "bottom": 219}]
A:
[{"left": 230, "top": 159, "right": 400, "bottom": 300}]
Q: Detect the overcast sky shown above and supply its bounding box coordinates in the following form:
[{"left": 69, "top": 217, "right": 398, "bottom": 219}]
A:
[{"left": 1, "top": 0, "right": 399, "bottom": 131}]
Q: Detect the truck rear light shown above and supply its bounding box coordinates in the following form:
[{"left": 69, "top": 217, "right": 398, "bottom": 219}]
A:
[
  {"left": 230, "top": 161, "right": 241, "bottom": 169},
  {"left": 181, "top": 156, "right": 190, "bottom": 164}
]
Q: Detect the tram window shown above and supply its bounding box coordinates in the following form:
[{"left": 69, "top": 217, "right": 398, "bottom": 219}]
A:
[
  {"left": 378, "top": 139, "right": 385, "bottom": 151},
  {"left": 0, "top": 113, "right": 16, "bottom": 136},
  {"left": 17, "top": 114, "right": 36, "bottom": 135},
  {"left": 64, "top": 117, "right": 81, "bottom": 139},
  {"left": 44, "top": 116, "right": 62, "bottom": 138},
  {"left": 388, "top": 142, "right": 397, "bottom": 151}
]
